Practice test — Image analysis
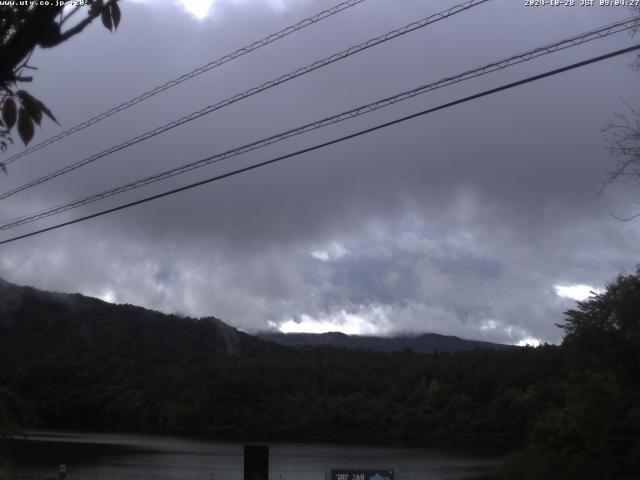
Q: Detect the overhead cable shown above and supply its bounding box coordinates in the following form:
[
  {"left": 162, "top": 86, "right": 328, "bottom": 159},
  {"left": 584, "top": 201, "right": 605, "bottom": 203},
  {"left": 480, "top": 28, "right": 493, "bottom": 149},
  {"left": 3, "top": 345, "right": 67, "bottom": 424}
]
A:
[
  {"left": 0, "top": 0, "right": 491, "bottom": 200},
  {"left": 2, "top": 0, "right": 370, "bottom": 166},
  {"left": 1, "top": 43, "right": 638, "bottom": 246},
  {"left": 2, "top": 17, "right": 637, "bottom": 230}
]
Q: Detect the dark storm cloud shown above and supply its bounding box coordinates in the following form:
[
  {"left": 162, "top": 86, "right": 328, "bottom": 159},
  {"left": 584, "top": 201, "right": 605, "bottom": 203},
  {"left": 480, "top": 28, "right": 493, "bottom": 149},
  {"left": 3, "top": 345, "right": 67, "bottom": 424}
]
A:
[{"left": 0, "top": 0, "right": 638, "bottom": 343}]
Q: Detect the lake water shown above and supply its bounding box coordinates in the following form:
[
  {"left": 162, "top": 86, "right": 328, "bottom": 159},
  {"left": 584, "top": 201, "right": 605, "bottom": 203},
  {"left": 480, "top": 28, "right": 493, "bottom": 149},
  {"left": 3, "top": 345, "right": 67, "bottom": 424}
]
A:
[{"left": 0, "top": 431, "right": 502, "bottom": 480}]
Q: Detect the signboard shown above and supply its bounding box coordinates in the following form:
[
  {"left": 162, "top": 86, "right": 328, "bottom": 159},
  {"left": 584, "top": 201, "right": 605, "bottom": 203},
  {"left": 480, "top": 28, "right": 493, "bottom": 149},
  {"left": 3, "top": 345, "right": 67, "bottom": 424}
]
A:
[{"left": 330, "top": 469, "right": 394, "bottom": 480}]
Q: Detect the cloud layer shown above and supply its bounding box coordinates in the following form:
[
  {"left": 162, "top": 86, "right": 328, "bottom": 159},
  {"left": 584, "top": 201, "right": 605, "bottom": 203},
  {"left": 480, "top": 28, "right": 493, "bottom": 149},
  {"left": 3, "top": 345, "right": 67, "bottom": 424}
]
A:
[{"left": 1, "top": 0, "right": 639, "bottom": 344}]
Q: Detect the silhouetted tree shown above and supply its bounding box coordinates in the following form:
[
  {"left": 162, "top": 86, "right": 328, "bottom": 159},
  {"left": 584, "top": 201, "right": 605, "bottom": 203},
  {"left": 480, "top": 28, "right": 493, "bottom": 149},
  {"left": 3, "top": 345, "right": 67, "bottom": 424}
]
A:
[
  {"left": 499, "top": 268, "right": 640, "bottom": 479},
  {"left": 602, "top": 106, "right": 640, "bottom": 221},
  {"left": 559, "top": 267, "right": 640, "bottom": 378},
  {"left": 601, "top": 6, "right": 640, "bottom": 220},
  {"left": 0, "top": 1, "right": 121, "bottom": 159}
]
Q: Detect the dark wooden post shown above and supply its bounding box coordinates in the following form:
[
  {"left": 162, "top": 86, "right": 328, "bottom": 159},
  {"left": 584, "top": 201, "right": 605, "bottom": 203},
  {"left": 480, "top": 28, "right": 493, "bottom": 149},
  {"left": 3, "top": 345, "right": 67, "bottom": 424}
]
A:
[{"left": 244, "top": 445, "right": 269, "bottom": 480}]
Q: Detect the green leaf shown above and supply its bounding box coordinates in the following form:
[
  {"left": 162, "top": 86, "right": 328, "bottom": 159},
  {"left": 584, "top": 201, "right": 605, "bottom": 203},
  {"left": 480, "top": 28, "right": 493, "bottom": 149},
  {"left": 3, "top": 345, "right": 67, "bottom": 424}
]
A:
[
  {"left": 101, "top": 6, "right": 113, "bottom": 31},
  {"left": 16, "top": 90, "right": 58, "bottom": 126},
  {"left": 17, "top": 108, "right": 34, "bottom": 145},
  {"left": 39, "top": 102, "right": 59, "bottom": 125},
  {"left": 16, "top": 90, "right": 33, "bottom": 103},
  {"left": 2, "top": 98, "right": 16, "bottom": 130},
  {"left": 16, "top": 90, "right": 41, "bottom": 125},
  {"left": 89, "top": 0, "right": 103, "bottom": 17},
  {"left": 111, "top": 2, "right": 121, "bottom": 30}
]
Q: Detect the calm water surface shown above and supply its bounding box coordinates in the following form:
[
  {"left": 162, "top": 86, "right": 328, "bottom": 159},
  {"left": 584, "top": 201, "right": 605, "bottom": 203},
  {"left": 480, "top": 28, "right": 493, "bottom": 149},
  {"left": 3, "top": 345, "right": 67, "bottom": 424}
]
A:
[{"left": 1, "top": 431, "right": 501, "bottom": 480}]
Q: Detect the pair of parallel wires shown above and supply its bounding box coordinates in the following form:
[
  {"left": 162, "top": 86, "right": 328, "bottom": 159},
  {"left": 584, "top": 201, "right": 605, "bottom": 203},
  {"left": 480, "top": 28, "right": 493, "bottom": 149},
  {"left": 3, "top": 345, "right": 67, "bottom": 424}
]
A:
[{"left": 0, "top": 0, "right": 638, "bottom": 245}]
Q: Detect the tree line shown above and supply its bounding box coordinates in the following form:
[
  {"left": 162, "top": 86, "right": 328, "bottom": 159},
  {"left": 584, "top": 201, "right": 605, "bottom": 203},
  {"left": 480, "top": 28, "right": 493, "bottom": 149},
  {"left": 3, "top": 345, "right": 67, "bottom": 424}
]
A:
[{"left": 0, "top": 269, "right": 639, "bottom": 479}]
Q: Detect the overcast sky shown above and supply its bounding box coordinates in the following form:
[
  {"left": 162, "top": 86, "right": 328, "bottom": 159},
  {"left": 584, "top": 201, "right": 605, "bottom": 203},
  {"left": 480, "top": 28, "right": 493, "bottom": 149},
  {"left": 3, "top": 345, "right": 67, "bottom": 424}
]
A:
[{"left": 0, "top": 0, "right": 638, "bottom": 345}]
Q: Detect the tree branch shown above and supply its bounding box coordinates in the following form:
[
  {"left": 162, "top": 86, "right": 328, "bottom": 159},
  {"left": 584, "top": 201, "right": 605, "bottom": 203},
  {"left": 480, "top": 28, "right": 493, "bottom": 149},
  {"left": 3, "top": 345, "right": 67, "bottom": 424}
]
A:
[
  {"left": 60, "top": 5, "right": 82, "bottom": 26},
  {"left": 0, "top": 6, "right": 63, "bottom": 85},
  {"left": 58, "top": 13, "right": 98, "bottom": 43}
]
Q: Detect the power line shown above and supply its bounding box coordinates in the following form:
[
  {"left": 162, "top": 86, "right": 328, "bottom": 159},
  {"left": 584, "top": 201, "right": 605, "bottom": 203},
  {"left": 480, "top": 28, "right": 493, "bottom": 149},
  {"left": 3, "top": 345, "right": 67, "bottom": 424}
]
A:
[
  {"left": 2, "top": 16, "right": 637, "bottom": 231},
  {"left": 1, "top": 43, "right": 637, "bottom": 247},
  {"left": 1, "top": 0, "right": 369, "bottom": 166},
  {"left": 0, "top": 0, "right": 491, "bottom": 201}
]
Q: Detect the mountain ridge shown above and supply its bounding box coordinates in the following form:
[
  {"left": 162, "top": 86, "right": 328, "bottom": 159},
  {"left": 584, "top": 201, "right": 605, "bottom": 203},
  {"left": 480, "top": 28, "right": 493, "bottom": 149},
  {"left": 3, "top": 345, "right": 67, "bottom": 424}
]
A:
[
  {"left": 0, "top": 277, "right": 509, "bottom": 358},
  {"left": 257, "top": 330, "right": 510, "bottom": 353},
  {"left": 0, "top": 277, "right": 282, "bottom": 359}
]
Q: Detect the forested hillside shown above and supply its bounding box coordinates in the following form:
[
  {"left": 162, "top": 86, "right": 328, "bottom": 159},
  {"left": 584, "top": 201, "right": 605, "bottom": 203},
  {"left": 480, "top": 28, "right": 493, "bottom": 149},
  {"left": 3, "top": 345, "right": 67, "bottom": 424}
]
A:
[
  {"left": 258, "top": 331, "right": 508, "bottom": 353},
  {"left": 0, "top": 271, "right": 639, "bottom": 479},
  {"left": 0, "top": 277, "right": 281, "bottom": 359}
]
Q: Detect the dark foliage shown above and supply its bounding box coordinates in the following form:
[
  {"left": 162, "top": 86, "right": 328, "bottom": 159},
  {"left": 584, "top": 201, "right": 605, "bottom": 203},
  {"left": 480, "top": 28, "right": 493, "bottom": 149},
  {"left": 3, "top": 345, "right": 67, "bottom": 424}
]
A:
[
  {"left": 0, "top": 1, "right": 120, "bottom": 161},
  {"left": 0, "top": 278, "right": 282, "bottom": 361},
  {"left": 257, "top": 331, "right": 509, "bottom": 354},
  {"left": 498, "top": 268, "right": 640, "bottom": 479},
  {"left": 1, "top": 270, "right": 639, "bottom": 479},
  {"left": 0, "top": 277, "right": 559, "bottom": 448}
]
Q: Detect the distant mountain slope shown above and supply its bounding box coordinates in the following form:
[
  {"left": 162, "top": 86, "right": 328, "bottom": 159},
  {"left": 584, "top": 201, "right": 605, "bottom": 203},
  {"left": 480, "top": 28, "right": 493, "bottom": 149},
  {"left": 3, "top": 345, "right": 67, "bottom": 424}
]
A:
[
  {"left": 0, "top": 276, "right": 508, "bottom": 362},
  {"left": 257, "top": 331, "right": 510, "bottom": 353},
  {"left": 0, "top": 277, "right": 281, "bottom": 360}
]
